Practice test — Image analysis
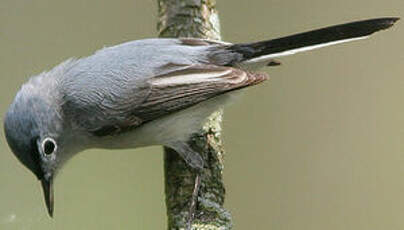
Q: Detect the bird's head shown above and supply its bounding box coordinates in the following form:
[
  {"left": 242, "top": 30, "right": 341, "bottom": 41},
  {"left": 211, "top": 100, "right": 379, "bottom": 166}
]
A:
[{"left": 4, "top": 74, "right": 68, "bottom": 218}]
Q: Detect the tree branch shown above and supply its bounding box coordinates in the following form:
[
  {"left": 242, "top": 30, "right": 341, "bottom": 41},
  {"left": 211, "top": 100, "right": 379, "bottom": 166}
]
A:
[{"left": 157, "top": 0, "right": 232, "bottom": 229}]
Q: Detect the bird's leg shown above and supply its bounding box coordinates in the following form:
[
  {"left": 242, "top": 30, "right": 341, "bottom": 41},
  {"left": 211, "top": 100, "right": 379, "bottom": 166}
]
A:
[
  {"left": 167, "top": 141, "right": 204, "bottom": 230},
  {"left": 169, "top": 141, "right": 204, "bottom": 170},
  {"left": 187, "top": 171, "right": 201, "bottom": 230}
]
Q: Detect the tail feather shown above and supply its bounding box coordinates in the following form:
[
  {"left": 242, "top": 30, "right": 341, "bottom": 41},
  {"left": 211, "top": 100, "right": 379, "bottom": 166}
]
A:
[{"left": 229, "top": 17, "right": 399, "bottom": 64}]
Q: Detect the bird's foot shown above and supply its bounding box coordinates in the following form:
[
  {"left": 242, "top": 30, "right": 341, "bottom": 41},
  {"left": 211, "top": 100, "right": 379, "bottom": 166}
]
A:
[{"left": 186, "top": 172, "right": 201, "bottom": 230}]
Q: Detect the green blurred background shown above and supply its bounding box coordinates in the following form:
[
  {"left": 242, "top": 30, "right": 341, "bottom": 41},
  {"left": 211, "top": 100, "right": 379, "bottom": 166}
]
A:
[{"left": 0, "top": 0, "right": 403, "bottom": 229}]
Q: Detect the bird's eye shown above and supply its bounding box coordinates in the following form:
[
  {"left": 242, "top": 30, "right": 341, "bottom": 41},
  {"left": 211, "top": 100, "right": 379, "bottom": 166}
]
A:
[{"left": 42, "top": 138, "right": 57, "bottom": 155}]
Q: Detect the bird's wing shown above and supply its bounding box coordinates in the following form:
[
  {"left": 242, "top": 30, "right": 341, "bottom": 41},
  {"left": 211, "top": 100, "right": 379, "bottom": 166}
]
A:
[{"left": 83, "top": 64, "right": 267, "bottom": 137}]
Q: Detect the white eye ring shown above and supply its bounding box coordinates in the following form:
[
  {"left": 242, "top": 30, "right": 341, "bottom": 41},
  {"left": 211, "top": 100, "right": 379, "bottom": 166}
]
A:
[{"left": 42, "top": 137, "right": 57, "bottom": 156}]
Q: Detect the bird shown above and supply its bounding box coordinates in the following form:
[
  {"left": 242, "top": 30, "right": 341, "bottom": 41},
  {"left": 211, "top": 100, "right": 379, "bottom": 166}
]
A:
[{"left": 3, "top": 17, "right": 399, "bottom": 218}]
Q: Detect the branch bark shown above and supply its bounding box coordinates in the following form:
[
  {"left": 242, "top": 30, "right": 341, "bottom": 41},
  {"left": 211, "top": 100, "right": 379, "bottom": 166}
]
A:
[{"left": 157, "top": 0, "right": 232, "bottom": 229}]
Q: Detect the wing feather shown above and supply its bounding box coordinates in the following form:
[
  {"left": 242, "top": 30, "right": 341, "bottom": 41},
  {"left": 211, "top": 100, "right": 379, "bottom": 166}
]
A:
[{"left": 90, "top": 65, "right": 267, "bottom": 136}]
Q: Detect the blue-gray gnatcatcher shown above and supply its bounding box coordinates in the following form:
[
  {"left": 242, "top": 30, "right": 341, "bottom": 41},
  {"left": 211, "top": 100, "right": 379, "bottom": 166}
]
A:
[{"left": 3, "top": 18, "right": 398, "bottom": 217}]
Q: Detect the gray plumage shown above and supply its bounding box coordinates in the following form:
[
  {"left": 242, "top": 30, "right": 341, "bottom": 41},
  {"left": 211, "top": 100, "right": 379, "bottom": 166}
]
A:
[{"left": 3, "top": 17, "right": 398, "bottom": 217}]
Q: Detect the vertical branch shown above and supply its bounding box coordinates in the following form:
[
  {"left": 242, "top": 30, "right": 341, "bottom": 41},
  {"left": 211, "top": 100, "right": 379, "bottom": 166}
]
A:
[
  {"left": 157, "top": 0, "right": 221, "bottom": 39},
  {"left": 157, "top": 0, "right": 232, "bottom": 229}
]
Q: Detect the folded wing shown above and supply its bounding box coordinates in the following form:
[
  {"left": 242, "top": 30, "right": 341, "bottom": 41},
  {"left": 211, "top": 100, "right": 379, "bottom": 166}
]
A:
[{"left": 89, "top": 64, "right": 267, "bottom": 136}]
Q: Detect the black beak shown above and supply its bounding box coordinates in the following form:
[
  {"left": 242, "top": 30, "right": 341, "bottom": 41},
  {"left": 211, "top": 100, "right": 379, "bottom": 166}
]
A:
[{"left": 41, "top": 177, "right": 54, "bottom": 218}]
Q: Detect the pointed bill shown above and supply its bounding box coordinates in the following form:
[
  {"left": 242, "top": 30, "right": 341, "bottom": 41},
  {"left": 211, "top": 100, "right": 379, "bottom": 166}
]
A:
[{"left": 41, "top": 177, "right": 54, "bottom": 217}]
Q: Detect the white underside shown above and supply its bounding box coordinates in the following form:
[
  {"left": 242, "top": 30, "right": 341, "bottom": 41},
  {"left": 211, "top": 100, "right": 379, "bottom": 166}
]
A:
[{"left": 97, "top": 91, "right": 241, "bottom": 149}]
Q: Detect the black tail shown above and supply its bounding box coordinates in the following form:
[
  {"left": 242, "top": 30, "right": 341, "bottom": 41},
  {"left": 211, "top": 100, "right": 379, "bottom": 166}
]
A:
[{"left": 229, "top": 17, "right": 399, "bottom": 63}]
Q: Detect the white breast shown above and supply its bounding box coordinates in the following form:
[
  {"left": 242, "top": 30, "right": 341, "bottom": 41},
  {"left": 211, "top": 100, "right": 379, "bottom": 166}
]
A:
[{"left": 97, "top": 91, "right": 240, "bottom": 149}]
